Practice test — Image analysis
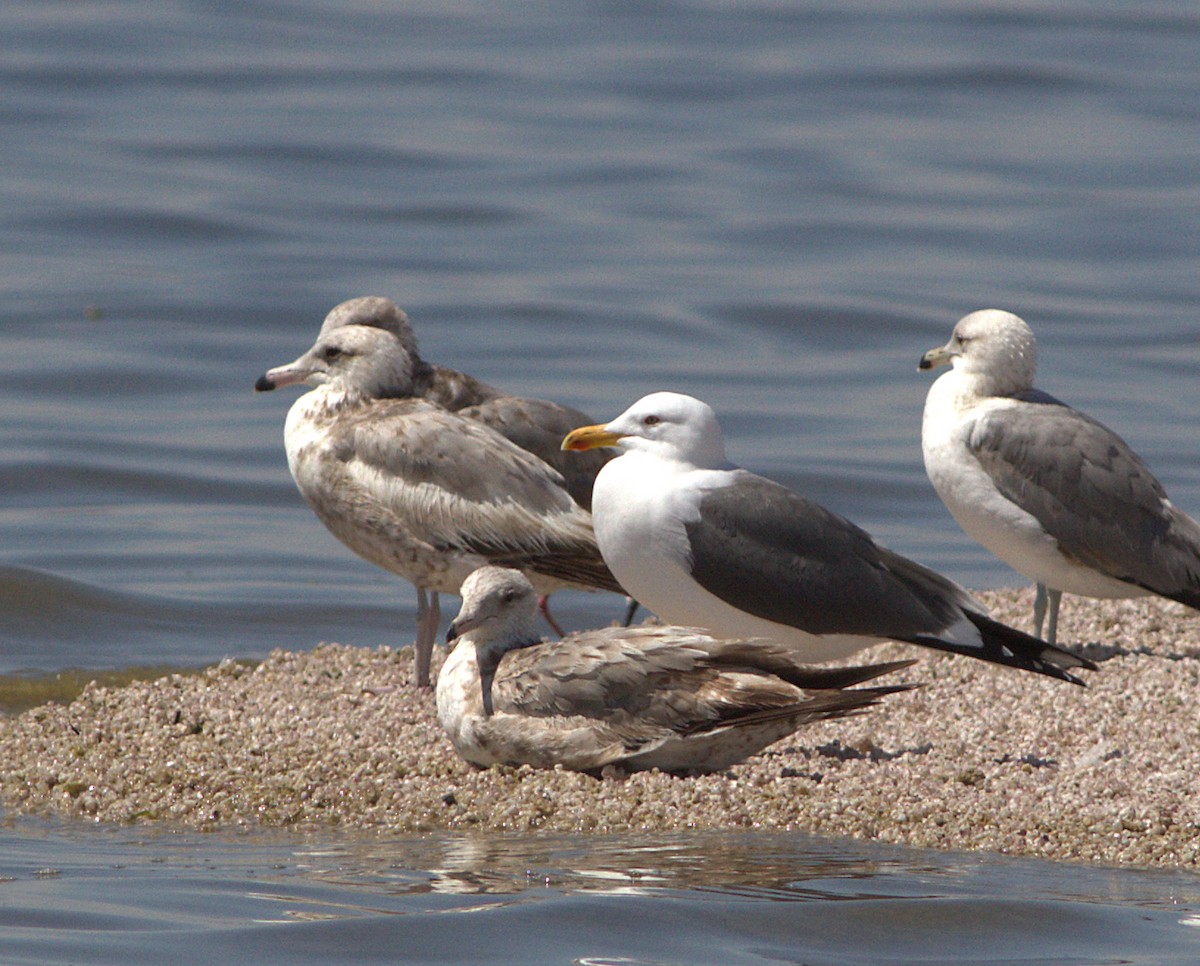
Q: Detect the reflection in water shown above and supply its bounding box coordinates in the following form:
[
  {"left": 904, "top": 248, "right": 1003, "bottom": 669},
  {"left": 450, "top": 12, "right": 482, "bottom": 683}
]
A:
[
  {"left": 3, "top": 818, "right": 1200, "bottom": 964},
  {"left": 274, "top": 830, "right": 915, "bottom": 901},
  {"left": 279, "top": 829, "right": 1139, "bottom": 905}
]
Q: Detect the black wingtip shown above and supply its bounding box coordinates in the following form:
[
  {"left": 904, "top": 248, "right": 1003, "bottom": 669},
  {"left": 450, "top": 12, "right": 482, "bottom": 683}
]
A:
[{"left": 911, "top": 613, "right": 1097, "bottom": 686}]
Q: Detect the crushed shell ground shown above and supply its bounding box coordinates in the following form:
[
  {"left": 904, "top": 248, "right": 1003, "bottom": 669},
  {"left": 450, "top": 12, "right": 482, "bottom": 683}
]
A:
[{"left": 2, "top": 588, "right": 1198, "bottom": 870}]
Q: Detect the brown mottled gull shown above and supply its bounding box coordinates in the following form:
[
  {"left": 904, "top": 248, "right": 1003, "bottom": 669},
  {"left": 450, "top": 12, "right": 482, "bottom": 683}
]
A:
[
  {"left": 306, "top": 296, "right": 611, "bottom": 510},
  {"left": 562, "top": 392, "right": 1094, "bottom": 685},
  {"left": 254, "top": 308, "right": 623, "bottom": 688},
  {"left": 920, "top": 309, "right": 1200, "bottom": 644},
  {"left": 436, "top": 566, "right": 914, "bottom": 775}
]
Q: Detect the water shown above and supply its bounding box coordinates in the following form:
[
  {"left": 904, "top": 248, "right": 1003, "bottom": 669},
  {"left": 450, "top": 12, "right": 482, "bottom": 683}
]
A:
[
  {"left": 3, "top": 818, "right": 1200, "bottom": 965},
  {"left": 3, "top": 0, "right": 1200, "bottom": 960}
]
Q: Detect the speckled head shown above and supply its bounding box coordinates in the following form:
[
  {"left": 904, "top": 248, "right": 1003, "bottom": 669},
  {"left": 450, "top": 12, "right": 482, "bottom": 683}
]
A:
[
  {"left": 318, "top": 297, "right": 420, "bottom": 359},
  {"left": 447, "top": 566, "right": 540, "bottom": 653},
  {"left": 255, "top": 316, "right": 420, "bottom": 397}
]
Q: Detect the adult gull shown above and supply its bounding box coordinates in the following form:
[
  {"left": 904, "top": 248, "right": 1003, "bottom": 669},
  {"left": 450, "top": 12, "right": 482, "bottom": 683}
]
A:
[
  {"left": 562, "top": 391, "right": 1093, "bottom": 685},
  {"left": 436, "top": 566, "right": 914, "bottom": 775},
  {"left": 254, "top": 307, "right": 623, "bottom": 687},
  {"left": 920, "top": 308, "right": 1200, "bottom": 643}
]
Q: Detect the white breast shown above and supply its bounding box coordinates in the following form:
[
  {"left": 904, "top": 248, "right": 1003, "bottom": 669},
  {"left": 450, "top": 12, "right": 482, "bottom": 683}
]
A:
[
  {"left": 591, "top": 454, "right": 888, "bottom": 662},
  {"left": 922, "top": 372, "right": 1146, "bottom": 599},
  {"left": 283, "top": 388, "right": 337, "bottom": 488},
  {"left": 435, "top": 643, "right": 493, "bottom": 765}
]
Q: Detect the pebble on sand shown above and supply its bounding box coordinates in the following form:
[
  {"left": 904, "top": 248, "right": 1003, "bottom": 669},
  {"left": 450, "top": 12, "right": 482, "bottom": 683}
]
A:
[{"left": 1, "top": 589, "right": 1198, "bottom": 870}]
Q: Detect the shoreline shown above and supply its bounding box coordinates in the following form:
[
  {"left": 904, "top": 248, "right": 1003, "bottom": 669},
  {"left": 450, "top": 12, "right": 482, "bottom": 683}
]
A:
[{"left": 2, "top": 588, "right": 1198, "bottom": 870}]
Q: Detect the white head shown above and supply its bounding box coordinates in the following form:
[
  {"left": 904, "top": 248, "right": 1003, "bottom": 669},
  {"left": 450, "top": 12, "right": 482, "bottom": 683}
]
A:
[
  {"left": 561, "top": 391, "right": 730, "bottom": 469},
  {"left": 919, "top": 309, "right": 1037, "bottom": 397},
  {"left": 255, "top": 298, "right": 420, "bottom": 398}
]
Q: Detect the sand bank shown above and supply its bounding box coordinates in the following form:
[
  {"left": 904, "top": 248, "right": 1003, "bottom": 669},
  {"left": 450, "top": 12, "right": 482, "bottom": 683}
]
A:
[{"left": 2, "top": 589, "right": 1198, "bottom": 869}]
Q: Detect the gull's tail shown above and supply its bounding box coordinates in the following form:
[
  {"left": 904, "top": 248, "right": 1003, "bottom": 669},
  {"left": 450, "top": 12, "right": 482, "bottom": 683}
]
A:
[{"left": 909, "top": 612, "right": 1096, "bottom": 685}]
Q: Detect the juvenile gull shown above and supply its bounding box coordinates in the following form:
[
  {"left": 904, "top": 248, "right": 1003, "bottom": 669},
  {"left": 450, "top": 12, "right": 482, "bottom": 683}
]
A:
[
  {"left": 563, "top": 392, "right": 1093, "bottom": 684},
  {"left": 436, "top": 566, "right": 914, "bottom": 775},
  {"left": 254, "top": 312, "right": 623, "bottom": 688},
  {"left": 920, "top": 309, "right": 1200, "bottom": 643},
  {"left": 263, "top": 296, "right": 635, "bottom": 627},
  {"left": 307, "top": 297, "right": 611, "bottom": 510}
]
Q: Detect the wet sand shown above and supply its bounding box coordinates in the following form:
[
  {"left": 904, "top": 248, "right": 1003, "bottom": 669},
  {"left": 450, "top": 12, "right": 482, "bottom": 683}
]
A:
[{"left": 2, "top": 588, "right": 1198, "bottom": 869}]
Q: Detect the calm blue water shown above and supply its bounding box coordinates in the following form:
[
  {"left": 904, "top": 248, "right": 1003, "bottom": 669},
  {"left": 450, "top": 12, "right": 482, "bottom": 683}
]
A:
[{"left": 3, "top": 1, "right": 1200, "bottom": 961}]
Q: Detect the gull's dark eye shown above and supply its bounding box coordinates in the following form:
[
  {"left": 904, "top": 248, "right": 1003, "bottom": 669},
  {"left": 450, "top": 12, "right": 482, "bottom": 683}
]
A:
[
  {"left": 643, "top": 415, "right": 660, "bottom": 426},
  {"left": 501, "top": 589, "right": 516, "bottom": 603},
  {"left": 322, "top": 345, "right": 344, "bottom": 361}
]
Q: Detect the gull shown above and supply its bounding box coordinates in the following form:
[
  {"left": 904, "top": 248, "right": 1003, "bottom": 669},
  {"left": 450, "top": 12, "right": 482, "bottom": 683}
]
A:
[
  {"left": 436, "top": 566, "right": 914, "bottom": 775},
  {"left": 307, "top": 296, "right": 611, "bottom": 510},
  {"left": 254, "top": 307, "right": 623, "bottom": 687},
  {"left": 920, "top": 308, "right": 1200, "bottom": 643},
  {"left": 269, "top": 296, "right": 637, "bottom": 624},
  {"left": 562, "top": 391, "right": 1093, "bottom": 684}
]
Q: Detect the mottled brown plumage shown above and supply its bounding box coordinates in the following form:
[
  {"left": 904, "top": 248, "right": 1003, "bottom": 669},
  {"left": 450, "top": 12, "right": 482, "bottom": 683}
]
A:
[
  {"left": 254, "top": 300, "right": 623, "bottom": 687},
  {"left": 313, "top": 296, "right": 610, "bottom": 509},
  {"left": 436, "top": 567, "right": 914, "bottom": 776}
]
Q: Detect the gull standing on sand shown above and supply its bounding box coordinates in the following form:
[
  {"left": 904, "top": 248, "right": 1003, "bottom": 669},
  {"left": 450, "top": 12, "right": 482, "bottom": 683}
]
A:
[
  {"left": 562, "top": 391, "right": 1093, "bottom": 684},
  {"left": 436, "top": 566, "right": 914, "bottom": 775},
  {"left": 920, "top": 309, "right": 1200, "bottom": 644},
  {"left": 265, "top": 296, "right": 635, "bottom": 626},
  {"left": 254, "top": 303, "right": 623, "bottom": 687}
]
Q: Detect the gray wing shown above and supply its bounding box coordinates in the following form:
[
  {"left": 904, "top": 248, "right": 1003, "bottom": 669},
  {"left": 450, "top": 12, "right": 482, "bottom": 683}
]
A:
[
  {"left": 459, "top": 397, "right": 612, "bottom": 510},
  {"left": 491, "top": 627, "right": 723, "bottom": 720},
  {"left": 409, "top": 358, "right": 609, "bottom": 509},
  {"left": 481, "top": 629, "right": 914, "bottom": 773},
  {"left": 492, "top": 627, "right": 911, "bottom": 728},
  {"left": 472, "top": 630, "right": 705, "bottom": 771},
  {"left": 685, "top": 640, "right": 919, "bottom": 690},
  {"left": 969, "top": 394, "right": 1200, "bottom": 603},
  {"left": 410, "top": 362, "right": 501, "bottom": 410},
  {"left": 684, "top": 472, "right": 976, "bottom": 638},
  {"left": 684, "top": 473, "right": 1092, "bottom": 681},
  {"left": 336, "top": 401, "right": 621, "bottom": 591},
  {"left": 470, "top": 681, "right": 904, "bottom": 774}
]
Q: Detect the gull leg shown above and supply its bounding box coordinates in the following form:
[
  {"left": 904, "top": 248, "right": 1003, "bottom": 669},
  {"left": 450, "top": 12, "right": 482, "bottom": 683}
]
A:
[
  {"left": 622, "top": 597, "right": 640, "bottom": 627},
  {"left": 414, "top": 587, "right": 441, "bottom": 689},
  {"left": 1045, "top": 588, "right": 1061, "bottom": 646},
  {"left": 538, "top": 594, "right": 564, "bottom": 637},
  {"left": 1032, "top": 582, "right": 1062, "bottom": 645}
]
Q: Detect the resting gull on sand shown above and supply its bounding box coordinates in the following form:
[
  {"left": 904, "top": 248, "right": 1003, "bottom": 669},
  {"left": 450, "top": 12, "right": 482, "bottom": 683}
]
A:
[
  {"left": 436, "top": 566, "right": 915, "bottom": 775},
  {"left": 562, "top": 391, "right": 1094, "bottom": 685},
  {"left": 920, "top": 308, "right": 1200, "bottom": 644},
  {"left": 254, "top": 306, "right": 623, "bottom": 687}
]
